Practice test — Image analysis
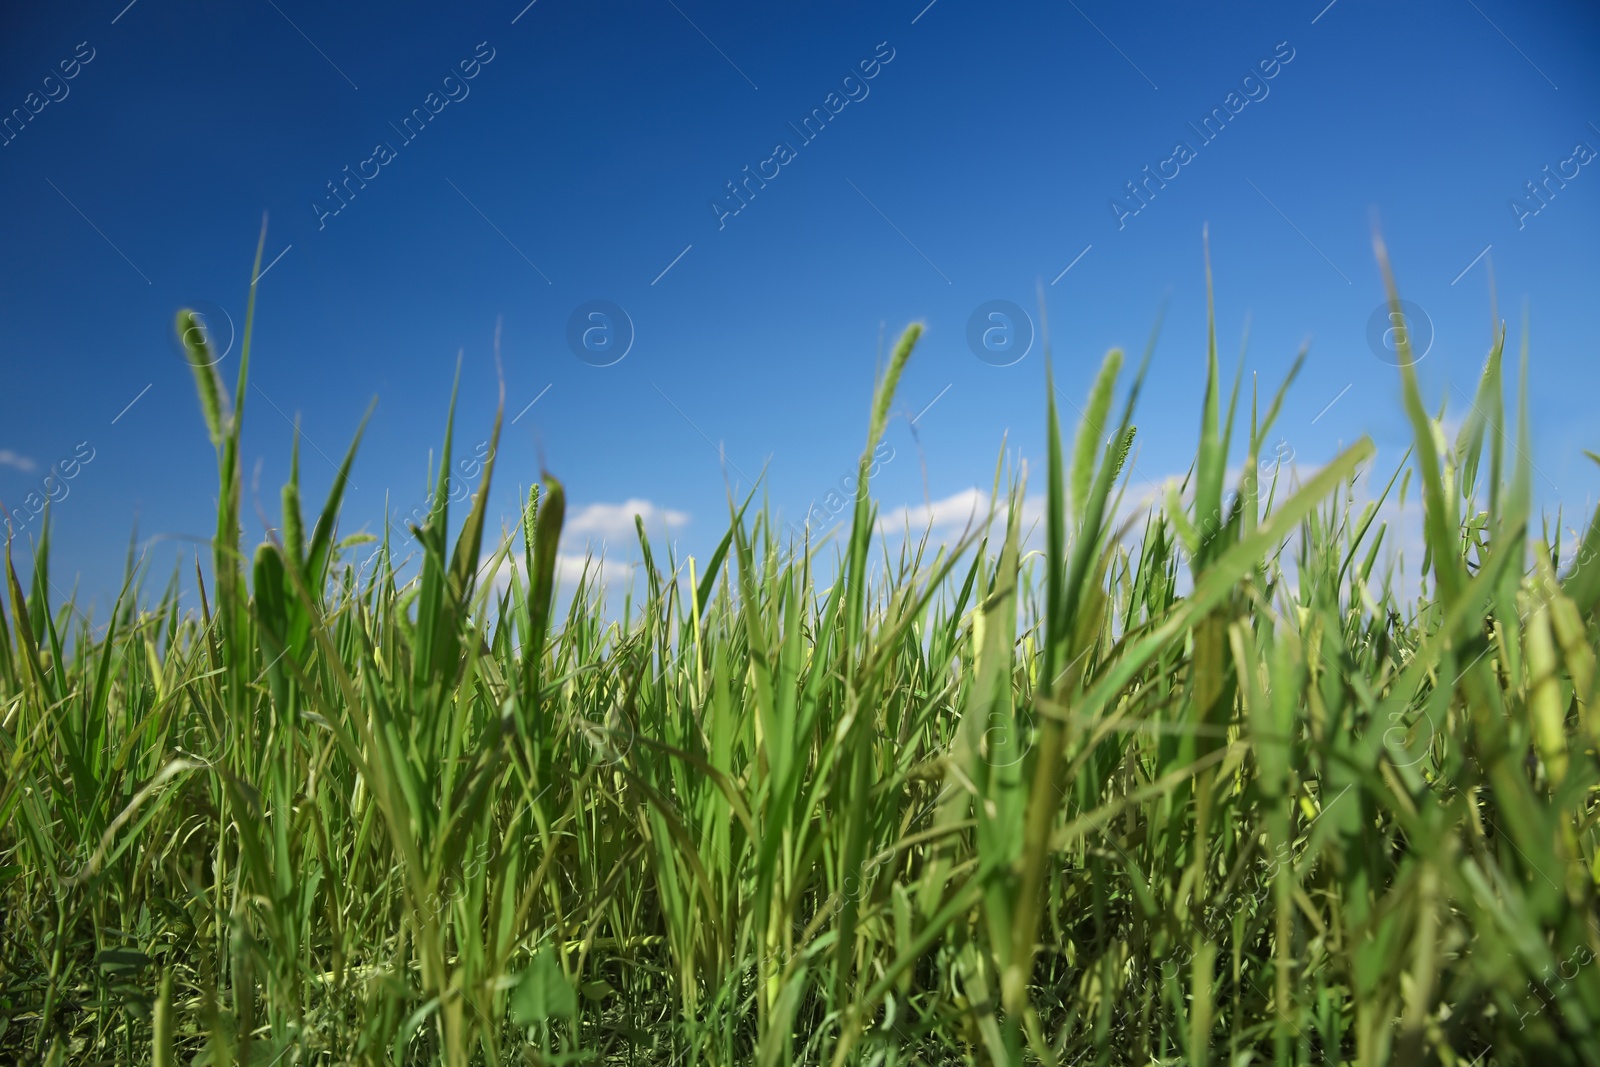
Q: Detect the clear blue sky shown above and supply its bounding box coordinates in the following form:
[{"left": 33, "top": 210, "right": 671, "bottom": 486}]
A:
[{"left": 2, "top": 0, "right": 1597, "bottom": 608}]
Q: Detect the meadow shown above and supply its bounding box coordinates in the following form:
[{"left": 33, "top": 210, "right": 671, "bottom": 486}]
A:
[{"left": 2, "top": 233, "right": 1599, "bottom": 1065}]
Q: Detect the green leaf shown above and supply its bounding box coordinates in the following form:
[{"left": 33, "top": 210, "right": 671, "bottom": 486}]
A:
[
  {"left": 697, "top": 483, "right": 758, "bottom": 618},
  {"left": 304, "top": 400, "right": 374, "bottom": 589},
  {"left": 511, "top": 947, "right": 577, "bottom": 1025},
  {"left": 580, "top": 979, "right": 616, "bottom": 1002},
  {"left": 1070, "top": 347, "right": 1123, "bottom": 528}
]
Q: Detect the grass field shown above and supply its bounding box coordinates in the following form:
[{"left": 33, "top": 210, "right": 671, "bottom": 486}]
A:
[{"left": 3, "top": 234, "right": 1600, "bottom": 1066}]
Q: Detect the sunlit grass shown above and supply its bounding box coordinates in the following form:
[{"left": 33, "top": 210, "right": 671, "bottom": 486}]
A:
[{"left": 2, "top": 229, "right": 1598, "bottom": 1065}]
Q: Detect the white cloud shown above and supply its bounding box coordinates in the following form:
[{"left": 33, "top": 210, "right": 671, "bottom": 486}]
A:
[
  {"left": 556, "top": 552, "right": 637, "bottom": 589},
  {"left": 476, "top": 550, "right": 637, "bottom": 601},
  {"left": 0, "top": 450, "right": 37, "bottom": 473},
  {"left": 875, "top": 488, "right": 991, "bottom": 535},
  {"left": 469, "top": 499, "right": 683, "bottom": 615},
  {"left": 566, "top": 498, "right": 689, "bottom": 541}
]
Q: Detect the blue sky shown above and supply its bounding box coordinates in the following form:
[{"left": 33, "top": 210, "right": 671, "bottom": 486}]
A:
[{"left": 2, "top": 0, "right": 1597, "bottom": 608}]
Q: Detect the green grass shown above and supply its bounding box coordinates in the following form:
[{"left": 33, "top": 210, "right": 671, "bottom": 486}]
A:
[{"left": 3, "top": 232, "right": 1600, "bottom": 1065}]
